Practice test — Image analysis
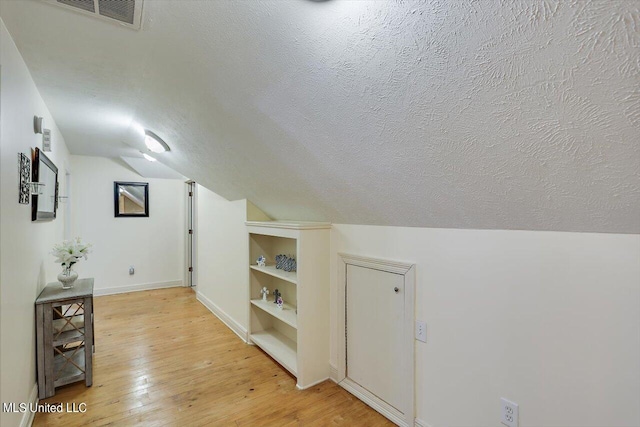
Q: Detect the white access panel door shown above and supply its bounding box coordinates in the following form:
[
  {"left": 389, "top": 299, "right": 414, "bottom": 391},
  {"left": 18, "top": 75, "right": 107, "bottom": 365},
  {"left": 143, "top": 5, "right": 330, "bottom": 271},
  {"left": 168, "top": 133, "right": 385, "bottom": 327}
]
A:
[{"left": 346, "top": 264, "right": 405, "bottom": 413}]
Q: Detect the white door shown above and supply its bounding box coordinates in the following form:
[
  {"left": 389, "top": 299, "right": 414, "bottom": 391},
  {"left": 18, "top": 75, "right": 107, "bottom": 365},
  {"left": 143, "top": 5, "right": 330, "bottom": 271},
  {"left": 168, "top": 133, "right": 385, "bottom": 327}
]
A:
[{"left": 346, "top": 264, "right": 405, "bottom": 412}]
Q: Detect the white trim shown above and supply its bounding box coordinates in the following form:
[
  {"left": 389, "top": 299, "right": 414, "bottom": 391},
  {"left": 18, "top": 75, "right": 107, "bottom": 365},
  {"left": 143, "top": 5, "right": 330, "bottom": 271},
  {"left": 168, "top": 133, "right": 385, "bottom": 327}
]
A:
[
  {"left": 185, "top": 181, "right": 197, "bottom": 288},
  {"left": 93, "top": 280, "right": 183, "bottom": 296},
  {"left": 341, "top": 378, "right": 408, "bottom": 427},
  {"left": 338, "top": 252, "right": 414, "bottom": 275},
  {"left": 414, "top": 418, "right": 431, "bottom": 427},
  {"left": 337, "top": 253, "right": 416, "bottom": 427},
  {"left": 245, "top": 220, "right": 331, "bottom": 230},
  {"left": 196, "top": 291, "right": 248, "bottom": 343},
  {"left": 294, "top": 376, "right": 330, "bottom": 390},
  {"left": 329, "top": 363, "right": 339, "bottom": 383},
  {"left": 63, "top": 168, "right": 72, "bottom": 241},
  {"left": 20, "top": 383, "right": 38, "bottom": 427}
]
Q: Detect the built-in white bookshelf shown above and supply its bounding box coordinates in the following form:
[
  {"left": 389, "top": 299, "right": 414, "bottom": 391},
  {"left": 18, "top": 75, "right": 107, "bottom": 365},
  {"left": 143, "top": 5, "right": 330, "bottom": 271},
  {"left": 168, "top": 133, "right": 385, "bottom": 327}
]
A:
[{"left": 246, "top": 221, "right": 331, "bottom": 389}]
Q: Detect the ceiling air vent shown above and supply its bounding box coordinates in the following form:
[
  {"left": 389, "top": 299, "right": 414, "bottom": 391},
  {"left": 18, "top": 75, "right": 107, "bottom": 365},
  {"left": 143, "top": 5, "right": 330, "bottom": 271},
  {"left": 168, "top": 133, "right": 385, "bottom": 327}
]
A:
[
  {"left": 98, "top": 0, "right": 135, "bottom": 25},
  {"left": 57, "top": 0, "right": 95, "bottom": 13},
  {"left": 43, "top": 0, "right": 143, "bottom": 30}
]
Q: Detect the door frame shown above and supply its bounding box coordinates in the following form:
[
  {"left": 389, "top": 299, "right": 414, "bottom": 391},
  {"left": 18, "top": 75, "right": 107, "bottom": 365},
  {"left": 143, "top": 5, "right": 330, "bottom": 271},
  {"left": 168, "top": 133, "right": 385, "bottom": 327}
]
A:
[
  {"left": 185, "top": 181, "right": 197, "bottom": 288},
  {"left": 337, "top": 253, "right": 415, "bottom": 427},
  {"left": 63, "top": 166, "right": 72, "bottom": 240}
]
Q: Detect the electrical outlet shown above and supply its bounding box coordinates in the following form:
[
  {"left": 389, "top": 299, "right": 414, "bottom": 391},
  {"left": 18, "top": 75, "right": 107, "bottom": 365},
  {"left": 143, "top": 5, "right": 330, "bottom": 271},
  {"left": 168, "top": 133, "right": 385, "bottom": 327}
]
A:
[
  {"left": 415, "top": 320, "right": 426, "bottom": 342},
  {"left": 129, "top": 266, "right": 135, "bottom": 275},
  {"left": 500, "top": 398, "right": 518, "bottom": 427}
]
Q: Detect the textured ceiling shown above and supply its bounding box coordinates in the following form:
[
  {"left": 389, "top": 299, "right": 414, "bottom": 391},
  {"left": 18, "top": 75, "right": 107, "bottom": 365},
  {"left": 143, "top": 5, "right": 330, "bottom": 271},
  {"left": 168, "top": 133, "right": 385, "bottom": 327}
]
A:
[{"left": 1, "top": 0, "right": 638, "bottom": 233}]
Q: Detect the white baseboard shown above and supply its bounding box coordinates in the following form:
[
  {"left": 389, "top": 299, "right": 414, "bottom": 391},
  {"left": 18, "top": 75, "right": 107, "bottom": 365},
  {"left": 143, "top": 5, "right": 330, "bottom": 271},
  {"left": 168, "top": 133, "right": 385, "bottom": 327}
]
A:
[
  {"left": 340, "top": 378, "right": 409, "bottom": 427},
  {"left": 20, "top": 383, "right": 38, "bottom": 427},
  {"left": 329, "top": 363, "right": 339, "bottom": 383},
  {"left": 196, "top": 291, "right": 248, "bottom": 343},
  {"left": 295, "top": 376, "right": 331, "bottom": 390},
  {"left": 414, "top": 418, "right": 431, "bottom": 427},
  {"left": 93, "top": 280, "right": 183, "bottom": 296}
]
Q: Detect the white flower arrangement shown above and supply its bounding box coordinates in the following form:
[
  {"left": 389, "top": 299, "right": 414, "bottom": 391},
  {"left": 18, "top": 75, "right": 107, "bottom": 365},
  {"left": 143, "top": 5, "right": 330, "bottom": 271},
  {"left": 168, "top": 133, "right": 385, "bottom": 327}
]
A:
[{"left": 51, "top": 237, "right": 92, "bottom": 269}]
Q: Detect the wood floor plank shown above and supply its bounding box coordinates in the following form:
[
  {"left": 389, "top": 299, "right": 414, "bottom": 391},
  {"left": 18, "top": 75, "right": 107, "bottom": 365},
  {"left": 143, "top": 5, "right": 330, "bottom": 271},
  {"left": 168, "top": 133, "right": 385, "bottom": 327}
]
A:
[{"left": 33, "top": 288, "right": 393, "bottom": 427}]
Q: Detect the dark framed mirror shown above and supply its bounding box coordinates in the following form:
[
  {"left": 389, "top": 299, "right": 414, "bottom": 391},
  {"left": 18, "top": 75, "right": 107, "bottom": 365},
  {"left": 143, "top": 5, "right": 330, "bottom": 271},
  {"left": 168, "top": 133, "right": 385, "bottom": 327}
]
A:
[
  {"left": 32, "top": 147, "right": 58, "bottom": 222},
  {"left": 114, "top": 181, "right": 149, "bottom": 217}
]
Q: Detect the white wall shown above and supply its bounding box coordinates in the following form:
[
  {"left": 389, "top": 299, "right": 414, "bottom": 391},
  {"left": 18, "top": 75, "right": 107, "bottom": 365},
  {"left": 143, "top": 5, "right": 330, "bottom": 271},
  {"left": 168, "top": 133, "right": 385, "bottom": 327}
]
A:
[
  {"left": 330, "top": 225, "right": 640, "bottom": 427},
  {"left": 191, "top": 196, "right": 640, "bottom": 426},
  {"left": 70, "top": 155, "right": 185, "bottom": 294},
  {"left": 0, "top": 18, "right": 71, "bottom": 427},
  {"left": 194, "top": 185, "right": 250, "bottom": 338}
]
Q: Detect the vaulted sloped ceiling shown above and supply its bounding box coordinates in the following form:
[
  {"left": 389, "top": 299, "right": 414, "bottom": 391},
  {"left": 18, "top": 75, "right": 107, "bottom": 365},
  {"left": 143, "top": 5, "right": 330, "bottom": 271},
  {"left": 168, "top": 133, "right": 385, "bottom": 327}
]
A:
[{"left": 1, "top": 0, "right": 638, "bottom": 233}]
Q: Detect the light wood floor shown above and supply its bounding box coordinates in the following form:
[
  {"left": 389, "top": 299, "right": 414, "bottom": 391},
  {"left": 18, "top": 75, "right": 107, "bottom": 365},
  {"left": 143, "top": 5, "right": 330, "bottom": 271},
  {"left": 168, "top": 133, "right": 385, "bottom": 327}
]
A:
[{"left": 34, "top": 287, "right": 393, "bottom": 426}]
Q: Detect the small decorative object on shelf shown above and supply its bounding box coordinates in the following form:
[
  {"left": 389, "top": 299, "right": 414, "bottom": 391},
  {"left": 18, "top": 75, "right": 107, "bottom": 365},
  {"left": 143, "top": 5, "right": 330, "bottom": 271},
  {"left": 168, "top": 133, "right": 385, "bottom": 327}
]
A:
[
  {"left": 276, "top": 296, "right": 283, "bottom": 310},
  {"left": 57, "top": 268, "right": 78, "bottom": 289},
  {"left": 51, "top": 237, "right": 92, "bottom": 289},
  {"left": 256, "top": 255, "right": 266, "bottom": 267},
  {"left": 260, "top": 286, "right": 269, "bottom": 301},
  {"left": 275, "top": 254, "right": 297, "bottom": 272},
  {"left": 273, "top": 289, "right": 281, "bottom": 304}
]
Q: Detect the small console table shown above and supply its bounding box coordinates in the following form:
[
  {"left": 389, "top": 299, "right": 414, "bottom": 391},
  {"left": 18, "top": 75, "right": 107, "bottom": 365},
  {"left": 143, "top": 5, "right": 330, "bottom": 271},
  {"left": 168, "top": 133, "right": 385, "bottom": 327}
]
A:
[{"left": 35, "top": 278, "right": 94, "bottom": 399}]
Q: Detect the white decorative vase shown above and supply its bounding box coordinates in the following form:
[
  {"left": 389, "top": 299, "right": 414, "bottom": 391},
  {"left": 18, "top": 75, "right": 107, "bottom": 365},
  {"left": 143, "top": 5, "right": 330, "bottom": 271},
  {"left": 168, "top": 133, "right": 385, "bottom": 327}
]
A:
[{"left": 58, "top": 267, "right": 78, "bottom": 289}]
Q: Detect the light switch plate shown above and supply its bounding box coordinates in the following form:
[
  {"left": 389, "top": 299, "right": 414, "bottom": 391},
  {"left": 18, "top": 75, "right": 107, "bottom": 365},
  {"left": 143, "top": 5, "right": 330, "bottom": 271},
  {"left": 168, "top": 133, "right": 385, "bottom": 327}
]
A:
[{"left": 42, "top": 129, "right": 52, "bottom": 152}]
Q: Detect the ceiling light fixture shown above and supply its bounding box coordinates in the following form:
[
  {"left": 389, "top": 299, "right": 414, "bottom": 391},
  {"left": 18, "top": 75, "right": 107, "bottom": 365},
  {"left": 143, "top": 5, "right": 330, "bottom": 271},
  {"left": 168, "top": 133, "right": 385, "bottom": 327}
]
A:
[
  {"left": 142, "top": 153, "right": 157, "bottom": 162},
  {"left": 144, "top": 130, "right": 170, "bottom": 153}
]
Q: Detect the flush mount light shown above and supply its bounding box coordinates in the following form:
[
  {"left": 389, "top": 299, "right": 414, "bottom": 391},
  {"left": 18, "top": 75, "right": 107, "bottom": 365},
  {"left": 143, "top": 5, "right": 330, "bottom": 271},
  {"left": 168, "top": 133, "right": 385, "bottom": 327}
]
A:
[
  {"left": 142, "top": 153, "right": 157, "bottom": 162},
  {"left": 144, "top": 130, "right": 170, "bottom": 153}
]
